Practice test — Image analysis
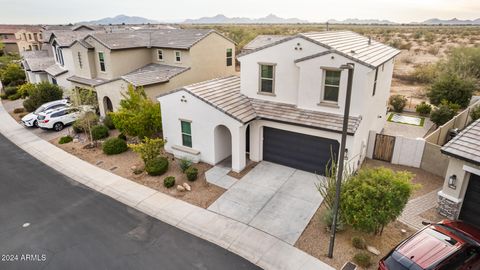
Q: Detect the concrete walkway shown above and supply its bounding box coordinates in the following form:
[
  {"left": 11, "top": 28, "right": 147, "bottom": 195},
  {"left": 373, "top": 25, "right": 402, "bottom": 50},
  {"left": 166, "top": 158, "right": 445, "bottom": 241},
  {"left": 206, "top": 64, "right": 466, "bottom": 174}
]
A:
[
  {"left": 0, "top": 101, "right": 334, "bottom": 270},
  {"left": 208, "top": 162, "right": 324, "bottom": 245},
  {"left": 398, "top": 188, "right": 441, "bottom": 230}
]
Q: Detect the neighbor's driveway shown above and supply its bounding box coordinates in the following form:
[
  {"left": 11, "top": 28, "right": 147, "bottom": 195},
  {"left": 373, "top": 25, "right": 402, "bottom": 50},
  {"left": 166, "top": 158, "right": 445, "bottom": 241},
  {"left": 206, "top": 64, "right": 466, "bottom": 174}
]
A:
[{"left": 208, "top": 162, "right": 323, "bottom": 245}]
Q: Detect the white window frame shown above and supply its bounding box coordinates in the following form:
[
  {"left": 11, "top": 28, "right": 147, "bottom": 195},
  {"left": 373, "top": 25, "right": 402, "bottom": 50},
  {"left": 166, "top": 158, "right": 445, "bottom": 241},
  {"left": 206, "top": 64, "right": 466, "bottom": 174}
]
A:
[
  {"left": 320, "top": 68, "right": 342, "bottom": 104},
  {"left": 180, "top": 120, "right": 192, "bottom": 148},
  {"left": 98, "top": 51, "right": 106, "bottom": 72},
  {"left": 174, "top": 51, "right": 181, "bottom": 63},
  {"left": 258, "top": 63, "right": 276, "bottom": 95},
  {"left": 157, "top": 49, "right": 164, "bottom": 61}
]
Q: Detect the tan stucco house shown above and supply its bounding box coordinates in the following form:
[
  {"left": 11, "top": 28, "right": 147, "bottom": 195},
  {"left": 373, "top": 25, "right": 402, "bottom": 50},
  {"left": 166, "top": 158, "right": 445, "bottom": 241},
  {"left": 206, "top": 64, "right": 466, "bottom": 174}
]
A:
[
  {"left": 0, "top": 25, "right": 43, "bottom": 54},
  {"left": 438, "top": 119, "right": 480, "bottom": 227}
]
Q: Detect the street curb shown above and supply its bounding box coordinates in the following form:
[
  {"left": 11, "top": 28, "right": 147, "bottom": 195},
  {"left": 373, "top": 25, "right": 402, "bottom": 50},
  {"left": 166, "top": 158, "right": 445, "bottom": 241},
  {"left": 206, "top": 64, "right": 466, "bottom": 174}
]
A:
[{"left": 0, "top": 101, "right": 334, "bottom": 270}]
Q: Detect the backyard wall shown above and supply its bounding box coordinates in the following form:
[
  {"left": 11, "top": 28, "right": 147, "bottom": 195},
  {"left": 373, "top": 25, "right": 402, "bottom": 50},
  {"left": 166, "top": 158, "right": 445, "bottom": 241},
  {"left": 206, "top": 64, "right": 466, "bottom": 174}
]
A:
[
  {"left": 391, "top": 136, "right": 425, "bottom": 168},
  {"left": 420, "top": 142, "right": 449, "bottom": 178}
]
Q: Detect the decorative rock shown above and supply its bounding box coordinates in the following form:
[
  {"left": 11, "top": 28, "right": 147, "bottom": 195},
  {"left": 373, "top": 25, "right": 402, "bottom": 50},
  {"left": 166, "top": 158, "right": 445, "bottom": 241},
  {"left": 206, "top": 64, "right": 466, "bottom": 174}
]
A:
[
  {"left": 182, "top": 182, "right": 191, "bottom": 191},
  {"left": 401, "top": 229, "right": 407, "bottom": 234},
  {"left": 366, "top": 245, "right": 381, "bottom": 256},
  {"left": 131, "top": 166, "right": 137, "bottom": 171},
  {"left": 73, "top": 138, "right": 79, "bottom": 143},
  {"left": 176, "top": 185, "right": 186, "bottom": 192}
]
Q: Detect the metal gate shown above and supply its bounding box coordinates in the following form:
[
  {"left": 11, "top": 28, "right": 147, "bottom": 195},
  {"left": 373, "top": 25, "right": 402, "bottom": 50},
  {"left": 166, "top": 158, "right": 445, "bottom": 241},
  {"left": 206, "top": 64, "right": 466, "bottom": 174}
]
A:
[{"left": 373, "top": 134, "right": 396, "bottom": 162}]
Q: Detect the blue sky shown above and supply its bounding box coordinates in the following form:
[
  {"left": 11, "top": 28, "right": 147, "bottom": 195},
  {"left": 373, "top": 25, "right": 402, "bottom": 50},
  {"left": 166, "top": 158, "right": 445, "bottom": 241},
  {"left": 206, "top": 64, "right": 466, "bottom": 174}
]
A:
[{"left": 1, "top": 0, "right": 479, "bottom": 24}]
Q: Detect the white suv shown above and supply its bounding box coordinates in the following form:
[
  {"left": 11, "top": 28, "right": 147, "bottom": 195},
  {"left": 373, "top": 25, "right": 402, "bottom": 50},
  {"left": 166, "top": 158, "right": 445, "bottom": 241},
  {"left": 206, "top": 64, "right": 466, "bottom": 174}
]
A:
[
  {"left": 21, "top": 99, "right": 70, "bottom": 127},
  {"left": 37, "top": 107, "right": 84, "bottom": 131}
]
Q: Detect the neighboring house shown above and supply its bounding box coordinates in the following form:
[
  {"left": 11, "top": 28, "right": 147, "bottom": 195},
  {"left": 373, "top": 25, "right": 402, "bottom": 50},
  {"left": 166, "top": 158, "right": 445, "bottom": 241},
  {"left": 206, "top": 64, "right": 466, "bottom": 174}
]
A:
[
  {"left": 158, "top": 31, "right": 400, "bottom": 173},
  {"left": 69, "top": 29, "right": 236, "bottom": 116},
  {"left": 0, "top": 25, "right": 43, "bottom": 54},
  {"left": 22, "top": 50, "right": 55, "bottom": 84},
  {"left": 438, "top": 119, "right": 480, "bottom": 227}
]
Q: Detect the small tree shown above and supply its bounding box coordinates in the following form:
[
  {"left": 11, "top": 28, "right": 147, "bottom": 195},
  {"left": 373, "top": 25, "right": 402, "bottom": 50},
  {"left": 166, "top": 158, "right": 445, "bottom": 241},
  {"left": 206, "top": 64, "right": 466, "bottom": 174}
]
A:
[
  {"left": 0, "top": 63, "right": 25, "bottom": 86},
  {"left": 341, "top": 167, "right": 416, "bottom": 235},
  {"left": 427, "top": 73, "right": 475, "bottom": 108},
  {"left": 389, "top": 95, "right": 408, "bottom": 113},
  {"left": 75, "top": 111, "right": 99, "bottom": 145},
  {"left": 68, "top": 87, "right": 98, "bottom": 112},
  {"left": 430, "top": 102, "right": 457, "bottom": 126},
  {"left": 110, "top": 85, "right": 162, "bottom": 139},
  {"left": 17, "top": 83, "right": 35, "bottom": 98},
  {"left": 471, "top": 105, "right": 480, "bottom": 121},
  {"left": 22, "top": 82, "right": 63, "bottom": 112},
  {"left": 129, "top": 137, "right": 165, "bottom": 163}
]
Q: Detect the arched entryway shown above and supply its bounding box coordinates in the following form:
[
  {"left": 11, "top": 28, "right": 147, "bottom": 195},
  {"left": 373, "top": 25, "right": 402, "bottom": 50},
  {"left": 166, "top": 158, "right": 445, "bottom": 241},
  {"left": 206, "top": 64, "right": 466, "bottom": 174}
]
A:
[
  {"left": 103, "top": 96, "right": 113, "bottom": 113},
  {"left": 214, "top": 125, "right": 232, "bottom": 166}
]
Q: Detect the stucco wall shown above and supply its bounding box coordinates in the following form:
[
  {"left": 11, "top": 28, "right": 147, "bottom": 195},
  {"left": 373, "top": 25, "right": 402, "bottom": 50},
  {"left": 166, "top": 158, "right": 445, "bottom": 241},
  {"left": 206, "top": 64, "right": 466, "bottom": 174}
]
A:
[
  {"left": 70, "top": 42, "right": 96, "bottom": 79},
  {"left": 420, "top": 142, "right": 449, "bottom": 177},
  {"left": 94, "top": 79, "right": 128, "bottom": 117},
  {"left": 158, "top": 90, "right": 244, "bottom": 171},
  {"left": 109, "top": 48, "right": 152, "bottom": 79}
]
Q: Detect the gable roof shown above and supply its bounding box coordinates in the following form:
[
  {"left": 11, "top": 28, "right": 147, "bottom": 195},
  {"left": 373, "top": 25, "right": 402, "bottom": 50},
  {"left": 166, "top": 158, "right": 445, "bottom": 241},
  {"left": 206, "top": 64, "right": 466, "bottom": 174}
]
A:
[
  {"left": 45, "top": 63, "right": 68, "bottom": 77},
  {"left": 243, "top": 35, "right": 289, "bottom": 51},
  {"left": 67, "top": 75, "right": 109, "bottom": 87},
  {"left": 238, "top": 31, "right": 400, "bottom": 69},
  {"left": 121, "top": 63, "right": 190, "bottom": 87},
  {"left": 86, "top": 29, "right": 223, "bottom": 50},
  {"left": 22, "top": 50, "right": 54, "bottom": 72},
  {"left": 159, "top": 76, "right": 361, "bottom": 134},
  {"left": 441, "top": 119, "right": 480, "bottom": 166}
]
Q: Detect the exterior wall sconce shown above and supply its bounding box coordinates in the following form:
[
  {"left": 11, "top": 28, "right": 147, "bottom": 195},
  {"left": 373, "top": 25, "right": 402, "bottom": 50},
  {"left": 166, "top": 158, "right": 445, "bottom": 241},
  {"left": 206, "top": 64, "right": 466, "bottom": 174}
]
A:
[
  {"left": 344, "top": 148, "right": 348, "bottom": 160},
  {"left": 448, "top": 174, "right": 457, "bottom": 189}
]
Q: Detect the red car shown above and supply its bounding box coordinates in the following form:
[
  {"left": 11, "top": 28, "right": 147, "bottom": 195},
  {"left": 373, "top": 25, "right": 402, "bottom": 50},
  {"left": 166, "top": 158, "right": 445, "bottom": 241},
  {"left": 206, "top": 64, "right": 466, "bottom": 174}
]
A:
[{"left": 379, "top": 220, "right": 480, "bottom": 270}]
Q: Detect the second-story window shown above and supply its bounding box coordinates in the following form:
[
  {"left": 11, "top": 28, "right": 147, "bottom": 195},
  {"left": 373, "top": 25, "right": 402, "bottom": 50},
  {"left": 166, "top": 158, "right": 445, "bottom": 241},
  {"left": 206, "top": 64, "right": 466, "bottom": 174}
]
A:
[
  {"left": 55, "top": 46, "right": 64, "bottom": 66},
  {"left": 157, "top": 49, "right": 163, "bottom": 61},
  {"left": 259, "top": 64, "right": 275, "bottom": 94},
  {"left": 78, "top": 52, "right": 83, "bottom": 69},
  {"left": 28, "top": 33, "right": 32, "bottom": 40},
  {"left": 226, "top": 48, "right": 233, "bottom": 66},
  {"left": 372, "top": 68, "right": 379, "bottom": 96},
  {"left": 175, "top": 51, "right": 181, "bottom": 62},
  {"left": 98, "top": 52, "right": 106, "bottom": 72},
  {"left": 322, "top": 70, "right": 341, "bottom": 103}
]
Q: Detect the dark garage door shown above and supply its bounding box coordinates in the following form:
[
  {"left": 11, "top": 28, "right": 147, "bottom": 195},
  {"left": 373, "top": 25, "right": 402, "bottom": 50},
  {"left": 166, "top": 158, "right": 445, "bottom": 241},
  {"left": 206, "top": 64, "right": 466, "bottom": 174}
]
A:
[
  {"left": 262, "top": 127, "right": 339, "bottom": 175},
  {"left": 460, "top": 173, "right": 480, "bottom": 227}
]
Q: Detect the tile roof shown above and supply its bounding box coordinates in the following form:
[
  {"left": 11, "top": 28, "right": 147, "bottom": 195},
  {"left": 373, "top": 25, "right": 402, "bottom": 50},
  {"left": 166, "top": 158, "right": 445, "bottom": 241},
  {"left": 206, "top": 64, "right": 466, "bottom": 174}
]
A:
[
  {"left": 441, "top": 119, "right": 480, "bottom": 166},
  {"left": 22, "top": 50, "right": 54, "bottom": 72},
  {"left": 121, "top": 63, "right": 189, "bottom": 87},
  {"left": 45, "top": 63, "right": 68, "bottom": 76},
  {"left": 163, "top": 76, "right": 361, "bottom": 133},
  {"left": 239, "top": 31, "right": 400, "bottom": 68},
  {"left": 46, "top": 30, "right": 99, "bottom": 47},
  {"left": 243, "top": 35, "right": 289, "bottom": 51},
  {"left": 88, "top": 29, "right": 215, "bottom": 50},
  {"left": 67, "top": 76, "right": 109, "bottom": 87}
]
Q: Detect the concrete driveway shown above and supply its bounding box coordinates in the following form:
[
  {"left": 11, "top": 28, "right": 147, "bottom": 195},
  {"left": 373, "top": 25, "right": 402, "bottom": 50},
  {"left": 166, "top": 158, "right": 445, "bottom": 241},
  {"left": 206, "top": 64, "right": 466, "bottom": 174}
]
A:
[{"left": 208, "top": 162, "right": 324, "bottom": 245}]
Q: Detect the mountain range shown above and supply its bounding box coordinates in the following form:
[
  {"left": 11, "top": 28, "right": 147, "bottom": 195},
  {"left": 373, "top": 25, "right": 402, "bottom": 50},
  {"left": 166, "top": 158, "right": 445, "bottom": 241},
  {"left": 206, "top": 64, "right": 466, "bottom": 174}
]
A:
[{"left": 78, "top": 14, "right": 480, "bottom": 25}]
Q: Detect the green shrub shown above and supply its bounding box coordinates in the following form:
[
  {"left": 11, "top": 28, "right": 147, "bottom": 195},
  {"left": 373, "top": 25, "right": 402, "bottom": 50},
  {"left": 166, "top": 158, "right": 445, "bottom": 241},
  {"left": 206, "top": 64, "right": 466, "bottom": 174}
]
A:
[
  {"left": 0, "top": 63, "right": 25, "bottom": 86},
  {"left": 22, "top": 82, "right": 63, "bottom": 112},
  {"left": 341, "top": 167, "right": 416, "bottom": 235},
  {"left": 427, "top": 73, "right": 475, "bottom": 108},
  {"left": 129, "top": 137, "right": 165, "bottom": 163},
  {"left": 103, "top": 114, "right": 115, "bottom": 130},
  {"left": 351, "top": 236, "right": 366, "bottom": 249},
  {"left": 3, "top": 85, "right": 18, "bottom": 96},
  {"left": 179, "top": 158, "right": 192, "bottom": 172},
  {"left": 118, "top": 133, "right": 127, "bottom": 141},
  {"left": 13, "top": 107, "right": 25, "bottom": 113},
  {"left": 389, "top": 95, "right": 408, "bottom": 113},
  {"left": 430, "top": 103, "right": 456, "bottom": 126},
  {"left": 17, "top": 83, "right": 35, "bottom": 98},
  {"left": 72, "top": 121, "right": 84, "bottom": 133},
  {"left": 163, "top": 176, "right": 176, "bottom": 188},
  {"left": 415, "top": 102, "right": 432, "bottom": 116},
  {"left": 323, "top": 208, "right": 345, "bottom": 232},
  {"left": 471, "top": 105, "right": 480, "bottom": 121},
  {"left": 7, "top": 92, "right": 21, "bottom": 100},
  {"left": 145, "top": 156, "right": 169, "bottom": 176},
  {"left": 102, "top": 137, "right": 128, "bottom": 155},
  {"left": 58, "top": 135, "right": 73, "bottom": 144},
  {"left": 91, "top": 125, "right": 109, "bottom": 140},
  {"left": 353, "top": 252, "right": 372, "bottom": 268},
  {"left": 0, "top": 94, "right": 7, "bottom": 100},
  {"left": 410, "top": 64, "right": 439, "bottom": 83},
  {"left": 185, "top": 166, "right": 198, "bottom": 181}
]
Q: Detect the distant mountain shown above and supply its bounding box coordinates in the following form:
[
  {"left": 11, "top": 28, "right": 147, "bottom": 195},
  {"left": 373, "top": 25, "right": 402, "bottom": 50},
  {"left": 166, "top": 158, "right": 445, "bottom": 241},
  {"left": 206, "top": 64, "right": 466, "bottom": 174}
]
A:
[
  {"left": 183, "top": 14, "right": 308, "bottom": 24},
  {"left": 327, "top": 18, "right": 398, "bottom": 25},
  {"left": 79, "top": 15, "right": 159, "bottom": 25},
  {"left": 420, "top": 18, "right": 480, "bottom": 25}
]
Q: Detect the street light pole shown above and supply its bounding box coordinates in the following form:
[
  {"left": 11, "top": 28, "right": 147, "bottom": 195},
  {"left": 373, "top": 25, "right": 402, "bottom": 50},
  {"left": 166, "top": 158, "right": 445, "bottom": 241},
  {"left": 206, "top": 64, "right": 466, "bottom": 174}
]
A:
[{"left": 327, "top": 62, "right": 355, "bottom": 258}]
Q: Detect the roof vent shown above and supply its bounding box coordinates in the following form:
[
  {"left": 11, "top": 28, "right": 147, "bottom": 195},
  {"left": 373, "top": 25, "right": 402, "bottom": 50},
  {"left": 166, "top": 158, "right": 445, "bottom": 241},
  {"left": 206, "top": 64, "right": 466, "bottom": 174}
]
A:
[
  {"left": 368, "top": 37, "right": 371, "bottom": 45},
  {"left": 350, "top": 50, "right": 356, "bottom": 54}
]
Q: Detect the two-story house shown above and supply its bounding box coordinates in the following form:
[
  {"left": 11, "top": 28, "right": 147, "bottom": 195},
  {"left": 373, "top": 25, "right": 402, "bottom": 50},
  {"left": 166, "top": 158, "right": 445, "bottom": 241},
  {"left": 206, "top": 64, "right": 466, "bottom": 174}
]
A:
[
  {"left": 157, "top": 31, "right": 400, "bottom": 174},
  {"left": 65, "top": 29, "right": 236, "bottom": 116},
  {"left": 0, "top": 25, "right": 43, "bottom": 54}
]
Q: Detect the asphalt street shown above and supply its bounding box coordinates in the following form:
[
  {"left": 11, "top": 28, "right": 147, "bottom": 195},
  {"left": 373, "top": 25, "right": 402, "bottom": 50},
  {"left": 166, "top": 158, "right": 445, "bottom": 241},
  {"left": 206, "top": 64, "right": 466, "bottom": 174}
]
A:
[{"left": 0, "top": 133, "right": 261, "bottom": 270}]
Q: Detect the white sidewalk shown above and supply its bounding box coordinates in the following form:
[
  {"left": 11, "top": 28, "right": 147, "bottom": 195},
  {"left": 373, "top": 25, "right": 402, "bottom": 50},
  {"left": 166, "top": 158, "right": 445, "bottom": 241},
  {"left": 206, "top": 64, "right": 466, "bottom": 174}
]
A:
[{"left": 0, "top": 101, "right": 334, "bottom": 270}]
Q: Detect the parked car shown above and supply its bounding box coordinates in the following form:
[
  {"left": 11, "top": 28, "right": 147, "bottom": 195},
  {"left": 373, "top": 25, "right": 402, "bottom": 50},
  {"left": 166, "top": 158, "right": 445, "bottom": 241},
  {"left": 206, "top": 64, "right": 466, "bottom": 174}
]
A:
[
  {"left": 37, "top": 106, "right": 87, "bottom": 131},
  {"left": 21, "top": 99, "right": 70, "bottom": 127},
  {"left": 379, "top": 220, "right": 480, "bottom": 270}
]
